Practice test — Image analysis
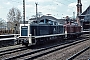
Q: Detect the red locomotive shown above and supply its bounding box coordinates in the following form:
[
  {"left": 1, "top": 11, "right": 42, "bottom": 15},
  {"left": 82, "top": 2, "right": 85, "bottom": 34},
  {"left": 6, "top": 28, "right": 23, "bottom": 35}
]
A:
[{"left": 64, "top": 16, "right": 82, "bottom": 38}]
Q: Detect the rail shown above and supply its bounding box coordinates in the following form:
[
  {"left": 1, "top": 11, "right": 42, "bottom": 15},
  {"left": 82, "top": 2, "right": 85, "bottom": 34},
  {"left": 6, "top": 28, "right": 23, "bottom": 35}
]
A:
[
  {"left": 0, "top": 34, "right": 20, "bottom": 41},
  {"left": 0, "top": 34, "right": 19, "bottom": 47},
  {"left": 67, "top": 46, "right": 90, "bottom": 60}
]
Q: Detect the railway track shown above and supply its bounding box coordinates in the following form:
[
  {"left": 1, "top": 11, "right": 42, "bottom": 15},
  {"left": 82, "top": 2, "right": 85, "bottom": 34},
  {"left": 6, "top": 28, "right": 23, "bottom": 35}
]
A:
[
  {"left": 0, "top": 45, "right": 24, "bottom": 52},
  {"left": 0, "top": 34, "right": 16, "bottom": 47},
  {"left": 0, "top": 46, "right": 27, "bottom": 56},
  {"left": 73, "top": 47, "right": 90, "bottom": 60},
  {"left": 35, "top": 39, "right": 90, "bottom": 60},
  {"left": 0, "top": 36, "right": 88, "bottom": 60},
  {"left": 67, "top": 46, "right": 90, "bottom": 60}
]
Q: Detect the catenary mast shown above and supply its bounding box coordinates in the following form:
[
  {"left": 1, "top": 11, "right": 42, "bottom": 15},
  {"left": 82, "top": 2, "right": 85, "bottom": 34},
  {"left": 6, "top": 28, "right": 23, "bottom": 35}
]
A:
[
  {"left": 35, "top": 3, "right": 38, "bottom": 21},
  {"left": 23, "top": 0, "right": 25, "bottom": 24}
]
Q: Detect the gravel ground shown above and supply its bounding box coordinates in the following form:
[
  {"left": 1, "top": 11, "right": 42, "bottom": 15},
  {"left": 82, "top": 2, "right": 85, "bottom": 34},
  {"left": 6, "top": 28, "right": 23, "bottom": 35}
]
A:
[
  {"left": 35, "top": 40, "right": 90, "bottom": 60},
  {"left": 0, "top": 45, "right": 23, "bottom": 52},
  {"left": 0, "top": 38, "right": 84, "bottom": 60},
  {"left": 73, "top": 48, "right": 90, "bottom": 60},
  {"left": 0, "top": 34, "right": 89, "bottom": 60}
]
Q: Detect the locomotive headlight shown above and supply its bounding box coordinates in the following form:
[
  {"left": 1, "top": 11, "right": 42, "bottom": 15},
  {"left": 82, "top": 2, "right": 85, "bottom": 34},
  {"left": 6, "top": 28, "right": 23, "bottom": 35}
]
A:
[{"left": 23, "top": 38, "right": 29, "bottom": 43}]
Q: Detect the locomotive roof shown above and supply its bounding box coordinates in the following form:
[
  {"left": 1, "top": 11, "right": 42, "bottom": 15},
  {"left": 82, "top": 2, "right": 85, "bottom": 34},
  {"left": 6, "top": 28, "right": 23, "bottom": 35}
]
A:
[
  {"left": 29, "top": 15, "right": 65, "bottom": 24},
  {"left": 29, "top": 19, "right": 60, "bottom": 25}
]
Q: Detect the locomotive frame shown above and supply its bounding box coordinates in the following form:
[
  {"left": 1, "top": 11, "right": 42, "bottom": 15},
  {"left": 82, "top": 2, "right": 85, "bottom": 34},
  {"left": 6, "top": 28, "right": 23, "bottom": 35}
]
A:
[
  {"left": 18, "top": 19, "right": 65, "bottom": 46},
  {"left": 18, "top": 18, "right": 83, "bottom": 46}
]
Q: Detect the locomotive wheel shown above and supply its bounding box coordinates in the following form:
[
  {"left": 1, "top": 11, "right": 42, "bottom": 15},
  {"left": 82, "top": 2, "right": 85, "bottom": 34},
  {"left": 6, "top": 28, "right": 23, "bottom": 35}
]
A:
[{"left": 24, "top": 44, "right": 29, "bottom": 47}]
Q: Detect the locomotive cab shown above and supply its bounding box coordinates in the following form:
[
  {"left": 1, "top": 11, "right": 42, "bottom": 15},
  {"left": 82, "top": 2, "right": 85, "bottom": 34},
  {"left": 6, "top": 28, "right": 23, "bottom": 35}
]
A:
[{"left": 19, "top": 24, "right": 36, "bottom": 46}]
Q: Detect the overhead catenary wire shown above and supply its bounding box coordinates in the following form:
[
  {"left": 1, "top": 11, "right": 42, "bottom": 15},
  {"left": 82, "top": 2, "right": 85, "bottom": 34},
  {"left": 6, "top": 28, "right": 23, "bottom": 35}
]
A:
[
  {"left": 1, "top": 0, "right": 76, "bottom": 11},
  {"left": 7, "top": 0, "right": 22, "bottom": 4},
  {"left": 1, "top": 0, "right": 76, "bottom": 18},
  {"left": 65, "top": 0, "right": 75, "bottom": 3}
]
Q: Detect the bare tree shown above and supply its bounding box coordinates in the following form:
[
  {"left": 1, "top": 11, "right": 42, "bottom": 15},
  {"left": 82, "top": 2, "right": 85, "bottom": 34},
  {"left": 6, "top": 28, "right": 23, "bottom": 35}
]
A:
[
  {"left": 7, "top": 7, "right": 21, "bottom": 31},
  {"left": 0, "top": 18, "right": 6, "bottom": 30}
]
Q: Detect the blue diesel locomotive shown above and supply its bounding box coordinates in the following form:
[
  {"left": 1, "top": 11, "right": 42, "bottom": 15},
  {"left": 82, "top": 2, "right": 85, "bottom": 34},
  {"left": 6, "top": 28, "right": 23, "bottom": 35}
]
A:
[{"left": 19, "top": 18, "right": 65, "bottom": 46}]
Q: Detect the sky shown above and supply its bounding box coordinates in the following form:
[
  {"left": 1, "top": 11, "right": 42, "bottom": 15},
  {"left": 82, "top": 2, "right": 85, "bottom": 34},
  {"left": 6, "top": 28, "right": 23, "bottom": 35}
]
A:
[{"left": 0, "top": 0, "right": 90, "bottom": 22}]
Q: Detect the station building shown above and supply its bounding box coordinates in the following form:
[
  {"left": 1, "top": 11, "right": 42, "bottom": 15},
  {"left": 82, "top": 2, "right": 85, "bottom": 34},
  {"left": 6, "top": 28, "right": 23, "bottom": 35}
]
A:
[{"left": 79, "top": 5, "right": 90, "bottom": 31}]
